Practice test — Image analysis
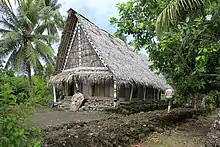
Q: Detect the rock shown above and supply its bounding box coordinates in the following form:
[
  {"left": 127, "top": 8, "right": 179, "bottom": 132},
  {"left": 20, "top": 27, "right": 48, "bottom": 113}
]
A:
[
  {"left": 70, "top": 92, "right": 85, "bottom": 112},
  {"left": 205, "top": 118, "right": 220, "bottom": 146}
]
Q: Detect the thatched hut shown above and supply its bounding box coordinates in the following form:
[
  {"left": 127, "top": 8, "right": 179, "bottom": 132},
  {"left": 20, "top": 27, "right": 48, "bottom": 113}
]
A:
[{"left": 49, "top": 9, "right": 168, "bottom": 105}]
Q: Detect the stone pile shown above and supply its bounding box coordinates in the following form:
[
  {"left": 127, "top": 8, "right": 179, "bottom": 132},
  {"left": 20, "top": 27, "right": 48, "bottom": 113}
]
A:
[{"left": 79, "top": 99, "right": 113, "bottom": 111}]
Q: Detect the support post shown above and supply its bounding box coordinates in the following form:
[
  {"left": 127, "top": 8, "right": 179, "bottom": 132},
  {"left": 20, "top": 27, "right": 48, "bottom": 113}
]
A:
[
  {"left": 113, "top": 81, "right": 117, "bottom": 107},
  {"left": 143, "top": 86, "right": 146, "bottom": 101},
  {"left": 53, "top": 85, "right": 56, "bottom": 103},
  {"left": 65, "top": 83, "right": 69, "bottom": 96},
  {"left": 130, "top": 85, "right": 134, "bottom": 102},
  {"left": 153, "top": 88, "right": 156, "bottom": 100},
  {"left": 74, "top": 77, "right": 79, "bottom": 90},
  {"left": 157, "top": 90, "right": 160, "bottom": 101}
]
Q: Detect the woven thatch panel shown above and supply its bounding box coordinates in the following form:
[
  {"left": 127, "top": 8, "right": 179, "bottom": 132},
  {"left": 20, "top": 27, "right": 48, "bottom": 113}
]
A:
[
  {"left": 64, "top": 26, "right": 104, "bottom": 70},
  {"left": 80, "top": 26, "right": 103, "bottom": 67}
]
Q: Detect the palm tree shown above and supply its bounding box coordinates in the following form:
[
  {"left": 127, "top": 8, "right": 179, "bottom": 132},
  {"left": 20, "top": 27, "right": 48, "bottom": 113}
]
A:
[
  {"left": 0, "top": 0, "right": 58, "bottom": 92},
  {"left": 36, "top": 0, "right": 64, "bottom": 46},
  {"left": 156, "top": 0, "right": 205, "bottom": 36}
]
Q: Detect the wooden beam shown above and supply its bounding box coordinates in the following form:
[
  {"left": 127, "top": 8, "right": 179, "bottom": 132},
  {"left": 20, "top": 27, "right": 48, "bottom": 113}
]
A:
[
  {"left": 53, "top": 86, "right": 57, "bottom": 103},
  {"left": 59, "top": 14, "right": 77, "bottom": 71},
  {"left": 130, "top": 85, "right": 134, "bottom": 101},
  {"left": 63, "top": 67, "right": 109, "bottom": 72},
  {"left": 63, "top": 23, "right": 78, "bottom": 70}
]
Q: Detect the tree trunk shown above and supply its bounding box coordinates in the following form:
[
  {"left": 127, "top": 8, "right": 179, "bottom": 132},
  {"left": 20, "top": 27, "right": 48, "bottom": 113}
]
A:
[{"left": 26, "top": 63, "right": 33, "bottom": 94}]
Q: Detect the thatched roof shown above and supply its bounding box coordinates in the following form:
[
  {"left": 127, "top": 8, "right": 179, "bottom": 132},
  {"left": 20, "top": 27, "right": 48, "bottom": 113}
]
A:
[
  {"left": 50, "top": 9, "right": 168, "bottom": 90},
  {"left": 50, "top": 70, "right": 113, "bottom": 86}
]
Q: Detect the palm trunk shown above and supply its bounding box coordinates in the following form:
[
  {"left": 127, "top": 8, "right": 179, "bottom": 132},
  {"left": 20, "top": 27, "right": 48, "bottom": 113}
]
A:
[{"left": 26, "top": 63, "right": 33, "bottom": 94}]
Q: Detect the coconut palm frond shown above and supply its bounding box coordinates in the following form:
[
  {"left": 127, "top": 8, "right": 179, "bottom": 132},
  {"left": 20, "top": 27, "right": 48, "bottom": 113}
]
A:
[
  {"left": 156, "top": 0, "right": 205, "bottom": 36},
  {"left": 36, "top": 34, "right": 58, "bottom": 43},
  {"left": 34, "top": 39, "right": 54, "bottom": 67},
  {"left": 0, "top": 32, "right": 22, "bottom": 58},
  {"left": 5, "top": 44, "right": 25, "bottom": 70},
  {"left": 26, "top": 41, "right": 43, "bottom": 71},
  {"left": 34, "top": 39, "right": 54, "bottom": 57}
]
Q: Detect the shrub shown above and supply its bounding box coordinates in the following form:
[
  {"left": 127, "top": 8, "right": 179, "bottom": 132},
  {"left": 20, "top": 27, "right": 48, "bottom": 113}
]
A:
[
  {"left": 0, "top": 84, "right": 42, "bottom": 147},
  {"left": 31, "top": 76, "right": 51, "bottom": 106}
]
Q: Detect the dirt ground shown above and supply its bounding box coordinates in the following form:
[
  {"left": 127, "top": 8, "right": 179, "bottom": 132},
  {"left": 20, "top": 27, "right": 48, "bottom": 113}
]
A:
[
  {"left": 29, "top": 107, "right": 114, "bottom": 128},
  {"left": 42, "top": 108, "right": 204, "bottom": 147},
  {"left": 29, "top": 107, "right": 217, "bottom": 147},
  {"left": 133, "top": 110, "right": 218, "bottom": 147}
]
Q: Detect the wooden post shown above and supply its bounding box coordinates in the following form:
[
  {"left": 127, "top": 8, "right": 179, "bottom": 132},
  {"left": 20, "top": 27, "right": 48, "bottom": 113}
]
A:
[
  {"left": 53, "top": 85, "right": 56, "bottom": 103},
  {"left": 130, "top": 85, "right": 134, "bottom": 101},
  {"left": 74, "top": 77, "right": 79, "bottom": 90},
  {"left": 157, "top": 90, "right": 160, "bottom": 101},
  {"left": 113, "top": 81, "right": 117, "bottom": 107},
  {"left": 153, "top": 88, "right": 156, "bottom": 100},
  {"left": 143, "top": 86, "right": 146, "bottom": 101}
]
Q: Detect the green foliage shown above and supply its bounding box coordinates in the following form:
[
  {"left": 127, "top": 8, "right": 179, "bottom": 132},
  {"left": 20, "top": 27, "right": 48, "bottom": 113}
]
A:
[
  {"left": 0, "top": 64, "right": 42, "bottom": 146},
  {"left": 151, "top": 2, "right": 220, "bottom": 96},
  {"left": 0, "top": 84, "right": 42, "bottom": 147},
  {"left": 201, "top": 91, "right": 220, "bottom": 110},
  {"left": 112, "top": 0, "right": 220, "bottom": 106},
  {"left": 156, "top": 0, "right": 205, "bottom": 36},
  {"left": 31, "top": 76, "right": 51, "bottom": 106},
  {"left": 0, "top": 0, "right": 63, "bottom": 92},
  {"left": 0, "top": 62, "right": 51, "bottom": 106},
  {"left": 110, "top": 0, "right": 169, "bottom": 50}
]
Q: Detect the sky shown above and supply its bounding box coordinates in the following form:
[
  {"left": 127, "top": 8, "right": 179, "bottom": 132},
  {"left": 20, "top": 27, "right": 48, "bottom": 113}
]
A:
[
  {"left": 58, "top": 0, "right": 128, "bottom": 32},
  {"left": 55, "top": 0, "right": 148, "bottom": 54},
  {"left": 53, "top": 0, "right": 133, "bottom": 52},
  {"left": 1, "top": 0, "right": 146, "bottom": 65}
]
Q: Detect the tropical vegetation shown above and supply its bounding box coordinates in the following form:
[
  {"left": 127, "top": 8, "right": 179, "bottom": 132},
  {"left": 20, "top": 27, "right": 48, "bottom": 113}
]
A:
[
  {"left": 0, "top": 0, "right": 63, "bottom": 92},
  {"left": 110, "top": 0, "right": 220, "bottom": 107},
  {"left": 1, "top": 0, "right": 220, "bottom": 145},
  {"left": 0, "top": 0, "right": 63, "bottom": 146}
]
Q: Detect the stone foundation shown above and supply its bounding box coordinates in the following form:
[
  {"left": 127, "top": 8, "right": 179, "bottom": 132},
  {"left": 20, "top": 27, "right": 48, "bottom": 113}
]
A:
[
  {"left": 56, "top": 96, "right": 113, "bottom": 111},
  {"left": 55, "top": 96, "right": 166, "bottom": 112},
  {"left": 79, "top": 98, "right": 113, "bottom": 111}
]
